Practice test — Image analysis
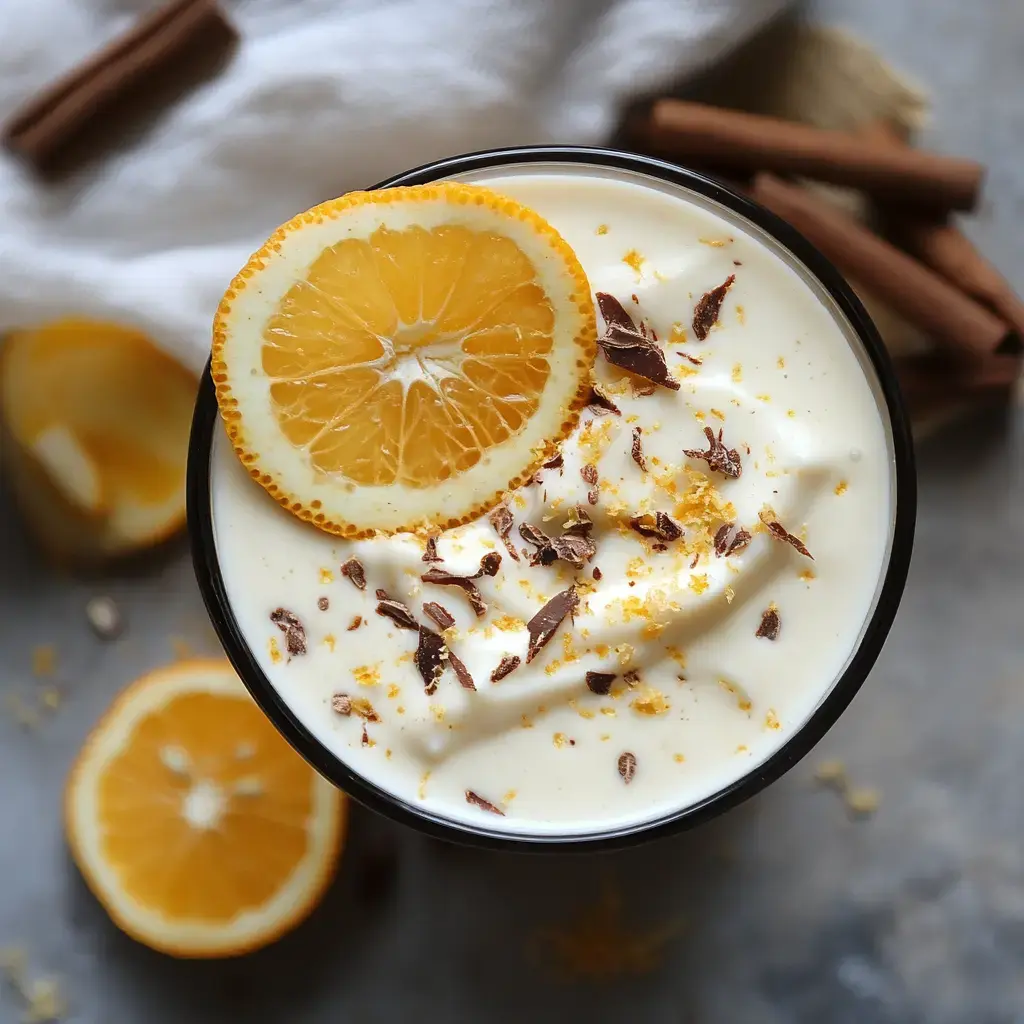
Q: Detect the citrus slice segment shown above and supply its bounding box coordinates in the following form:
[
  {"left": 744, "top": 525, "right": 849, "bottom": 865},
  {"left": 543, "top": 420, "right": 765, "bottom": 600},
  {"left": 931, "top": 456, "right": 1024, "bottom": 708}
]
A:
[
  {"left": 0, "top": 319, "right": 197, "bottom": 565},
  {"left": 65, "top": 660, "right": 345, "bottom": 958},
  {"left": 213, "top": 182, "right": 597, "bottom": 537}
]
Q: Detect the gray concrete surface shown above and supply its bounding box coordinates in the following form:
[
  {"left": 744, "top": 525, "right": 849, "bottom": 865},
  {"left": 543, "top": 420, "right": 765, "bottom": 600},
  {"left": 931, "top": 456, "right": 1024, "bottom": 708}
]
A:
[{"left": 2, "top": 2, "right": 1024, "bottom": 1022}]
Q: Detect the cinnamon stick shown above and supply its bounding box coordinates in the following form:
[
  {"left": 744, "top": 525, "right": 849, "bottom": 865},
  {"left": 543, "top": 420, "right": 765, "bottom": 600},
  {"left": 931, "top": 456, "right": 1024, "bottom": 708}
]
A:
[
  {"left": 3, "top": 0, "right": 237, "bottom": 172},
  {"left": 895, "top": 352, "right": 1020, "bottom": 419},
  {"left": 632, "top": 100, "right": 983, "bottom": 212},
  {"left": 862, "top": 122, "right": 1024, "bottom": 347},
  {"left": 749, "top": 173, "right": 1017, "bottom": 358}
]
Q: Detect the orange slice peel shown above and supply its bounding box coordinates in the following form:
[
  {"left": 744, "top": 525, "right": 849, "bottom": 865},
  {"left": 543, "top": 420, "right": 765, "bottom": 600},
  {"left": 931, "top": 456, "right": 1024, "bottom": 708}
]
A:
[
  {"left": 213, "top": 182, "right": 597, "bottom": 537},
  {"left": 65, "top": 660, "right": 345, "bottom": 957}
]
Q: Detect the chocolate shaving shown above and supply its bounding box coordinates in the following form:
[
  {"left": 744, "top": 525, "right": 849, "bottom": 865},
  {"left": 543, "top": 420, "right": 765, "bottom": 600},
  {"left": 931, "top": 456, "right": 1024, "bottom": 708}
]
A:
[
  {"left": 269, "top": 608, "right": 306, "bottom": 656},
  {"left": 629, "top": 511, "right": 683, "bottom": 543},
  {"left": 586, "top": 671, "right": 616, "bottom": 696},
  {"left": 586, "top": 383, "right": 622, "bottom": 416},
  {"left": 375, "top": 588, "right": 389, "bottom": 601},
  {"left": 490, "top": 655, "right": 521, "bottom": 682},
  {"left": 595, "top": 292, "right": 681, "bottom": 391},
  {"left": 414, "top": 627, "right": 447, "bottom": 695},
  {"left": 518, "top": 522, "right": 596, "bottom": 569},
  {"left": 422, "top": 537, "right": 442, "bottom": 563},
  {"left": 488, "top": 505, "right": 521, "bottom": 562},
  {"left": 759, "top": 507, "right": 814, "bottom": 559},
  {"left": 630, "top": 427, "right": 648, "bottom": 472},
  {"left": 526, "top": 587, "right": 578, "bottom": 664},
  {"left": 466, "top": 790, "right": 505, "bottom": 816},
  {"left": 317, "top": 596, "right": 329, "bottom": 611},
  {"left": 423, "top": 601, "right": 456, "bottom": 631},
  {"left": 347, "top": 615, "right": 363, "bottom": 631},
  {"left": 618, "top": 751, "right": 638, "bottom": 785},
  {"left": 689, "top": 552, "right": 700, "bottom": 569},
  {"left": 421, "top": 552, "right": 500, "bottom": 617},
  {"left": 478, "top": 552, "right": 502, "bottom": 577},
  {"left": 543, "top": 452, "right": 564, "bottom": 470},
  {"left": 341, "top": 558, "right": 367, "bottom": 590},
  {"left": 447, "top": 651, "right": 476, "bottom": 691},
  {"left": 361, "top": 724, "right": 371, "bottom": 746},
  {"left": 346, "top": 697, "right": 380, "bottom": 723},
  {"left": 713, "top": 523, "right": 752, "bottom": 557},
  {"left": 684, "top": 426, "right": 742, "bottom": 478},
  {"left": 756, "top": 606, "right": 781, "bottom": 640},
  {"left": 679, "top": 352, "right": 703, "bottom": 366},
  {"left": 580, "top": 463, "right": 598, "bottom": 486},
  {"left": 587, "top": 489, "right": 599, "bottom": 506},
  {"left": 331, "top": 693, "right": 352, "bottom": 716},
  {"left": 692, "top": 274, "right": 736, "bottom": 340},
  {"left": 592, "top": 567, "right": 603, "bottom": 581},
  {"left": 623, "top": 669, "right": 641, "bottom": 687},
  {"left": 375, "top": 595, "right": 419, "bottom": 631}
]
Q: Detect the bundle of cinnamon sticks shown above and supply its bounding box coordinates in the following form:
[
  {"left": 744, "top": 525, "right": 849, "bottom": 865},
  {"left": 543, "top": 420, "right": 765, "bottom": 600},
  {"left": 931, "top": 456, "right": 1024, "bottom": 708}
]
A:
[{"left": 628, "top": 99, "right": 1023, "bottom": 422}]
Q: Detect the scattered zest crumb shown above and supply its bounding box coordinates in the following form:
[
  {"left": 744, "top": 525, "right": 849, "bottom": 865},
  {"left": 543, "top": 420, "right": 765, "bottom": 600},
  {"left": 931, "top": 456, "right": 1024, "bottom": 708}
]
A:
[
  {"left": 622, "top": 249, "right": 644, "bottom": 276},
  {"left": 617, "top": 751, "right": 637, "bottom": 784},
  {"left": 631, "top": 686, "right": 670, "bottom": 716},
  {"left": 31, "top": 646, "right": 56, "bottom": 678},
  {"left": 846, "top": 787, "right": 881, "bottom": 817},
  {"left": 835, "top": 480, "right": 848, "bottom": 496}
]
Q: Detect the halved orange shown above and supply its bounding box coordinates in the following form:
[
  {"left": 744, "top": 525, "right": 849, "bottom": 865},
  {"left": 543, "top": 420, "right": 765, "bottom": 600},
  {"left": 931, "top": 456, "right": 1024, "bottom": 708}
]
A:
[
  {"left": 0, "top": 319, "right": 197, "bottom": 566},
  {"left": 213, "top": 182, "right": 597, "bottom": 537},
  {"left": 65, "top": 660, "right": 345, "bottom": 958}
]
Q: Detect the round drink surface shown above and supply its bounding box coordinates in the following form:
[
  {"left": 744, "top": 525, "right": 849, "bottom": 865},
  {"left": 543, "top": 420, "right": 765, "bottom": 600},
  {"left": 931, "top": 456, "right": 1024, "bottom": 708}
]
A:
[{"left": 209, "top": 163, "right": 894, "bottom": 837}]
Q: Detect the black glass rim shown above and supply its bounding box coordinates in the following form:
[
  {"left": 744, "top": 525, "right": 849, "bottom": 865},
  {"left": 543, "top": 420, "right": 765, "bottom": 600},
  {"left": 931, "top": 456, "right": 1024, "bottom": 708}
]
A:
[{"left": 187, "top": 146, "right": 917, "bottom": 852}]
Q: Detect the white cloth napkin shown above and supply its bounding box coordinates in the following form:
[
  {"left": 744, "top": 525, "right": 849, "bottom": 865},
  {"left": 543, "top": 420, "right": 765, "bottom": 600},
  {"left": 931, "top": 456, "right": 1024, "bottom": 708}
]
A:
[{"left": 0, "top": 0, "right": 786, "bottom": 373}]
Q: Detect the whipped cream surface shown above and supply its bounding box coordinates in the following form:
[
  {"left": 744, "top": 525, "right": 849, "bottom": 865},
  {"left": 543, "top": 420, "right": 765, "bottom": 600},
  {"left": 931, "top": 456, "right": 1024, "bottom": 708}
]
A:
[{"left": 210, "top": 162, "right": 894, "bottom": 836}]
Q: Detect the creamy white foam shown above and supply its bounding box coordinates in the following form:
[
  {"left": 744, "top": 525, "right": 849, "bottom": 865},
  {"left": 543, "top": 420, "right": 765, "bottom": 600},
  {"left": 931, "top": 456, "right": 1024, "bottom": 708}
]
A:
[{"left": 209, "top": 162, "right": 894, "bottom": 836}]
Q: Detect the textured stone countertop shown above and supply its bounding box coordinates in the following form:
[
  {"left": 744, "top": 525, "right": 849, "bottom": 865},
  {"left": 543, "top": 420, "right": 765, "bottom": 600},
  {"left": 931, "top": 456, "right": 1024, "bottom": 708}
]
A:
[{"left": 2, "top": 3, "right": 1023, "bottom": 1022}]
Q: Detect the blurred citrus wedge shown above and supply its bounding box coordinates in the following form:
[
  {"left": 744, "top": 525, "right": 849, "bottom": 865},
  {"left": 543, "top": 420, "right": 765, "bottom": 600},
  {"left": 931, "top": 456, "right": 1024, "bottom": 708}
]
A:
[
  {"left": 0, "top": 319, "right": 197, "bottom": 565},
  {"left": 65, "top": 659, "right": 345, "bottom": 958},
  {"left": 213, "top": 181, "right": 597, "bottom": 538}
]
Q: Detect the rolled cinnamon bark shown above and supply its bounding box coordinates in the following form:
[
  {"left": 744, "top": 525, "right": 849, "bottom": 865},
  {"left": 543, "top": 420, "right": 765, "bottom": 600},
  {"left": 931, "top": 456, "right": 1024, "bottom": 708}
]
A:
[
  {"left": 749, "top": 174, "right": 1017, "bottom": 358},
  {"left": 860, "top": 122, "right": 1024, "bottom": 347},
  {"left": 633, "top": 100, "right": 983, "bottom": 212},
  {"left": 2, "top": 0, "right": 237, "bottom": 172},
  {"left": 895, "top": 352, "right": 1020, "bottom": 419}
]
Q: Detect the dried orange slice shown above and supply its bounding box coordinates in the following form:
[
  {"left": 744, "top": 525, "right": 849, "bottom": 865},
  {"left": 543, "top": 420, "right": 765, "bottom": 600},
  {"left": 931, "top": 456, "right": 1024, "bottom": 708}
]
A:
[
  {"left": 65, "top": 660, "right": 345, "bottom": 958},
  {"left": 213, "top": 182, "right": 596, "bottom": 537},
  {"left": 0, "top": 319, "right": 197, "bottom": 566}
]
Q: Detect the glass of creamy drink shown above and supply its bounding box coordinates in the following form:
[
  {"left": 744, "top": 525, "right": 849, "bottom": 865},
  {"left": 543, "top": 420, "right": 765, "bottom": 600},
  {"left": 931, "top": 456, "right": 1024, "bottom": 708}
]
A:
[{"left": 188, "top": 148, "right": 915, "bottom": 849}]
